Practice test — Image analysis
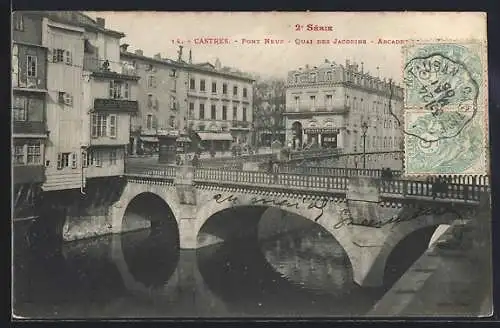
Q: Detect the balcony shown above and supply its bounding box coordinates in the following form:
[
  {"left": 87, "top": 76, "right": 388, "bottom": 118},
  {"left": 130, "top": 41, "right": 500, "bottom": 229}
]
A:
[
  {"left": 84, "top": 57, "right": 140, "bottom": 81},
  {"left": 94, "top": 98, "right": 139, "bottom": 113},
  {"left": 13, "top": 165, "right": 45, "bottom": 184},
  {"left": 284, "top": 105, "right": 349, "bottom": 115},
  {"left": 13, "top": 76, "right": 47, "bottom": 93},
  {"left": 13, "top": 121, "right": 47, "bottom": 136}
]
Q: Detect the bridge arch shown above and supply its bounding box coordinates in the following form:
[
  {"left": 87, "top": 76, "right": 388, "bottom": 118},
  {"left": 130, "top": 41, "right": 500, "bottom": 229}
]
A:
[
  {"left": 192, "top": 192, "right": 358, "bottom": 278},
  {"left": 110, "top": 182, "right": 183, "bottom": 235},
  {"left": 352, "top": 208, "right": 466, "bottom": 287}
]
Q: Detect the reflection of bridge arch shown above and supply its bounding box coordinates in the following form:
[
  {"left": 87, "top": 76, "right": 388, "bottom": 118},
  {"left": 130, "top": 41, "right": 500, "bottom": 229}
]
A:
[{"left": 193, "top": 190, "right": 471, "bottom": 287}]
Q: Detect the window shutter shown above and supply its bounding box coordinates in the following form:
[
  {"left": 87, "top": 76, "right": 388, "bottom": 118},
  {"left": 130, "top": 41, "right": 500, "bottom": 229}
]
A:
[
  {"left": 71, "top": 153, "right": 77, "bottom": 169},
  {"left": 155, "top": 98, "right": 159, "bottom": 110},
  {"left": 109, "top": 81, "right": 114, "bottom": 98},
  {"left": 82, "top": 151, "right": 88, "bottom": 167},
  {"left": 91, "top": 114, "right": 98, "bottom": 138},
  {"left": 109, "top": 114, "right": 117, "bottom": 138},
  {"left": 57, "top": 153, "right": 62, "bottom": 169},
  {"left": 64, "top": 51, "right": 72, "bottom": 65},
  {"left": 124, "top": 83, "right": 129, "bottom": 99}
]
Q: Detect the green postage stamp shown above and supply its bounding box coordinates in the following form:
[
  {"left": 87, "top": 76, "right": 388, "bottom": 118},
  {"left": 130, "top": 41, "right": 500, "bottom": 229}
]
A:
[{"left": 402, "top": 40, "right": 489, "bottom": 176}]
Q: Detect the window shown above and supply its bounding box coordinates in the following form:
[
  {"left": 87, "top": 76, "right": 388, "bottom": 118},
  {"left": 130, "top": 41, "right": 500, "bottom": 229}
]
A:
[
  {"left": 212, "top": 82, "right": 217, "bottom": 93},
  {"left": 168, "top": 115, "right": 175, "bottom": 128},
  {"left": 92, "top": 114, "right": 108, "bottom": 138},
  {"left": 12, "top": 45, "right": 18, "bottom": 87},
  {"left": 124, "top": 82, "right": 129, "bottom": 99},
  {"left": 70, "top": 152, "right": 77, "bottom": 168},
  {"left": 200, "top": 79, "right": 206, "bottom": 92},
  {"left": 189, "top": 102, "right": 194, "bottom": 118},
  {"left": 326, "top": 71, "right": 332, "bottom": 80},
  {"left": 109, "top": 150, "right": 117, "bottom": 165},
  {"left": 146, "top": 114, "right": 153, "bottom": 129},
  {"left": 222, "top": 105, "right": 227, "bottom": 120},
  {"left": 13, "top": 144, "right": 25, "bottom": 164},
  {"left": 26, "top": 141, "right": 42, "bottom": 164},
  {"left": 14, "top": 14, "right": 24, "bottom": 31},
  {"left": 198, "top": 125, "right": 205, "bottom": 131},
  {"left": 57, "top": 153, "right": 70, "bottom": 170},
  {"left": 147, "top": 75, "right": 156, "bottom": 88},
  {"left": 190, "top": 78, "right": 196, "bottom": 90},
  {"left": 242, "top": 107, "right": 247, "bottom": 122},
  {"left": 233, "top": 106, "right": 238, "bottom": 120},
  {"left": 52, "top": 49, "right": 65, "bottom": 63},
  {"left": 243, "top": 88, "right": 247, "bottom": 98},
  {"left": 109, "top": 80, "right": 129, "bottom": 99},
  {"left": 372, "top": 136, "right": 376, "bottom": 148},
  {"left": 310, "top": 95, "right": 316, "bottom": 108},
  {"left": 108, "top": 114, "right": 117, "bottom": 138},
  {"left": 310, "top": 73, "right": 316, "bottom": 82},
  {"left": 13, "top": 95, "right": 27, "bottom": 121},
  {"left": 27, "top": 55, "right": 37, "bottom": 78},
  {"left": 170, "top": 96, "right": 177, "bottom": 110},
  {"left": 199, "top": 103, "right": 205, "bottom": 119},
  {"left": 326, "top": 95, "right": 333, "bottom": 107},
  {"left": 233, "top": 85, "right": 238, "bottom": 96},
  {"left": 294, "top": 96, "right": 300, "bottom": 109},
  {"left": 223, "top": 83, "right": 228, "bottom": 94},
  {"left": 90, "top": 150, "right": 102, "bottom": 167},
  {"left": 211, "top": 105, "right": 216, "bottom": 119}
]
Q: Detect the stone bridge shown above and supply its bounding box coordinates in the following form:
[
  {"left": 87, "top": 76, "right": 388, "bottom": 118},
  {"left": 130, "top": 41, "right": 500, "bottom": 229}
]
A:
[{"left": 62, "top": 164, "right": 487, "bottom": 288}]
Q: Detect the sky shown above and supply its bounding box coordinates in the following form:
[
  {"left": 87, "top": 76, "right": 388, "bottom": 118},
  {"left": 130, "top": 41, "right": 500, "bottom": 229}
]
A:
[{"left": 85, "top": 11, "right": 486, "bottom": 83}]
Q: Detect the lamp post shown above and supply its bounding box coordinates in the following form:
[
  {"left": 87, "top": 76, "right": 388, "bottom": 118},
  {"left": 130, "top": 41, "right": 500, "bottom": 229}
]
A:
[{"left": 361, "top": 122, "right": 369, "bottom": 169}]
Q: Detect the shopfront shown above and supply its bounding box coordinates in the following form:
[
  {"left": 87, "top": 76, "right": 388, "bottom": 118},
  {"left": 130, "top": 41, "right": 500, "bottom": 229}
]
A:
[
  {"left": 196, "top": 131, "right": 233, "bottom": 152},
  {"left": 303, "top": 128, "right": 339, "bottom": 148}
]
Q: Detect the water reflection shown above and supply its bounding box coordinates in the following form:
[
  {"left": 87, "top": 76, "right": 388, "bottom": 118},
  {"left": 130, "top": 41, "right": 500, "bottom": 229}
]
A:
[{"left": 14, "top": 217, "right": 388, "bottom": 318}]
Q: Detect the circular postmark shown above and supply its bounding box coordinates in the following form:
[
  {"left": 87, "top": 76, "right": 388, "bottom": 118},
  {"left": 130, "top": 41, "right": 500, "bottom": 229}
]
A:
[
  {"left": 405, "top": 112, "right": 483, "bottom": 174},
  {"left": 402, "top": 43, "right": 483, "bottom": 143}
]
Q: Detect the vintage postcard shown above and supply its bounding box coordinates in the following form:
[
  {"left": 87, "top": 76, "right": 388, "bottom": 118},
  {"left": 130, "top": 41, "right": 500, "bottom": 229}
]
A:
[{"left": 12, "top": 11, "right": 491, "bottom": 319}]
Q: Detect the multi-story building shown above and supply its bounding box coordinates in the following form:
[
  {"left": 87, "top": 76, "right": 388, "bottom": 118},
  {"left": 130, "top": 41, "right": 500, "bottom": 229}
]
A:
[
  {"left": 12, "top": 12, "right": 49, "bottom": 218},
  {"left": 120, "top": 46, "right": 187, "bottom": 154},
  {"left": 81, "top": 20, "right": 139, "bottom": 179},
  {"left": 38, "top": 12, "right": 137, "bottom": 191},
  {"left": 284, "top": 59, "right": 404, "bottom": 169},
  {"left": 186, "top": 58, "right": 254, "bottom": 151}
]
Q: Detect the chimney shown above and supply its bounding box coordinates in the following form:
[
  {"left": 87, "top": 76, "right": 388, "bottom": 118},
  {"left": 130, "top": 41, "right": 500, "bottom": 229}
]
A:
[
  {"left": 305, "top": 64, "right": 309, "bottom": 69},
  {"left": 135, "top": 49, "right": 143, "bottom": 56},
  {"left": 346, "top": 59, "right": 350, "bottom": 67},
  {"left": 361, "top": 62, "right": 364, "bottom": 74},
  {"left": 325, "top": 59, "right": 329, "bottom": 63},
  {"left": 177, "top": 45, "right": 184, "bottom": 62},
  {"left": 120, "top": 44, "right": 129, "bottom": 52},
  {"left": 154, "top": 53, "right": 161, "bottom": 60},
  {"left": 96, "top": 17, "right": 105, "bottom": 28},
  {"left": 189, "top": 49, "right": 192, "bottom": 64}
]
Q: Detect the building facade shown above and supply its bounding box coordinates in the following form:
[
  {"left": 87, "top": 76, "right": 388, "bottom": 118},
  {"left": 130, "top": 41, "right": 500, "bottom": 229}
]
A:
[
  {"left": 284, "top": 59, "right": 404, "bottom": 169},
  {"left": 186, "top": 60, "right": 254, "bottom": 151},
  {"left": 34, "top": 12, "right": 137, "bottom": 191},
  {"left": 120, "top": 46, "right": 187, "bottom": 155},
  {"left": 12, "top": 12, "right": 48, "bottom": 218},
  {"left": 81, "top": 28, "right": 140, "bottom": 179}
]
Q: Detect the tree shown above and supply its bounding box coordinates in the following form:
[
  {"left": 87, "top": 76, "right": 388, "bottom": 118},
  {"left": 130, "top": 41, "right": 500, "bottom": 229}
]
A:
[{"left": 253, "top": 78, "right": 286, "bottom": 146}]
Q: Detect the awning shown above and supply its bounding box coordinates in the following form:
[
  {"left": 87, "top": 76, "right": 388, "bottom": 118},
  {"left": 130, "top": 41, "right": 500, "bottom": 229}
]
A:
[
  {"left": 140, "top": 136, "right": 159, "bottom": 143},
  {"left": 177, "top": 136, "right": 192, "bottom": 143},
  {"left": 197, "top": 132, "right": 233, "bottom": 141}
]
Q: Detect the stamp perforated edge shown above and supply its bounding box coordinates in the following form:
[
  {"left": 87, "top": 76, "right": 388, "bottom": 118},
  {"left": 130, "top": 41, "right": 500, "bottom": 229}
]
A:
[{"left": 400, "top": 38, "right": 489, "bottom": 178}]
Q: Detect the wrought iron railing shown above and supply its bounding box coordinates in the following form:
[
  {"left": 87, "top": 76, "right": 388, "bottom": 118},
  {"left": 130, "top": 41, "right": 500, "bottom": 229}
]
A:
[{"left": 279, "top": 165, "right": 403, "bottom": 178}]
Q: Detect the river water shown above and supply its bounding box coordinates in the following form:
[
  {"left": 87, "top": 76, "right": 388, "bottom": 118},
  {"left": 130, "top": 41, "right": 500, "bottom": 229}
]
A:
[{"left": 13, "top": 210, "right": 422, "bottom": 319}]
